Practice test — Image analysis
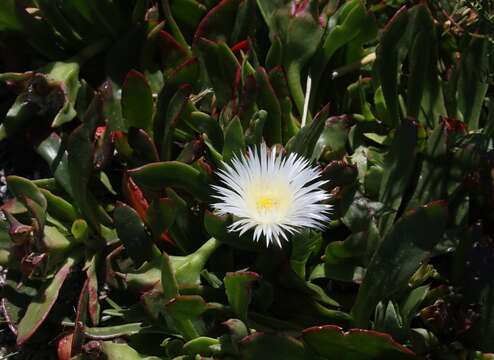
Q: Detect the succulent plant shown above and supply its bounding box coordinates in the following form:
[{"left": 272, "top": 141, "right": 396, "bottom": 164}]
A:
[{"left": 0, "top": 0, "right": 493, "bottom": 359}]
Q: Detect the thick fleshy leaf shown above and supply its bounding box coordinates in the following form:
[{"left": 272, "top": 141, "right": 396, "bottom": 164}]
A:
[
  {"left": 311, "top": 0, "right": 376, "bottom": 106},
  {"left": 166, "top": 295, "right": 208, "bottom": 320},
  {"left": 255, "top": 67, "right": 282, "bottom": 145},
  {"left": 147, "top": 197, "right": 177, "bottom": 242},
  {"left": 105, "top": 25, "right": 147, "bottom": 85},
  {"left": 171, "top": 237, "right": 220, "bottom": 285},
  {"left": 40, "top": 189, "right": 77, "bottom": 222},
  {"left": 400, "top": 285, "right": 429, "bottom": 328},
  {"left": 286, "top": 103, "right": 329, "bottom": 158},
  {"left": 165, "top": 294, "right": 204, "bottom": 340},
  {"left": 0, "top": 0, "right": 21, "bottom": 31},
  {"left": 114, "top": 203, "right": 155, "bottom": 268},
  {"left": 86, "top": 255, "right": 100, "bottom": 326},
  {"left": 269, "top": 3, "right": 323, "bottom": 116},
  {"left": 155, "top": 84, "right": 192, "bottom": 161},
  {"left": 193, "top": 0, "right": 240, "bottom": 44},
  {"left": 36, "top": 133, "right": 73, "bottom": 195},
  {"left": 71, "top": 279, "right": 89, "bottom": 356},
  {"left": 406, "top": 123, "right": 447, "bottom": 209},
  {"left": 352, "top": 201, "right": 447, "bottom": 326},
  {"left": 373, "top": 301, "right": 403, "bottom": 339},
  {"left": 378, "top": 120, "right": 418, "bottom": 235},
  {"left": 128, "top": 161, "right": 210, "bottom": 201},
  {"left": 313, "top": 115, "right": 351, "bottom": 161},
  {"left": 245, "top": 110, "right": 267, "bottom": 147},
  {"left": 42, "top": 61, "right": 81, "bottom": 127},
  {"left": 122, "top": 70, "right": 154, "bottom": 132},
  {"left": 100, "top": 80, "right": 125, "bottom": 132},
  {"left": 222, "top": 117, "right": 245, "bottom": 162},
  {"left": 101, "top": 341, "right": 162, "bottom": 360},
  {"left": 240, "top": 332, "right": 305, "bottom": 360},
  {"left": 57, "top": 333, "right": 74, "bottom": 360},
  {"left": 194, "top": 38, "right": 239, "bottom": 107},
  {"left": 85, "top": 323, "right": 146, "bottom": 339},
  {"left": 183, "top": 336, "right": 220, "bottom": 357},
  {"left": 373, "top": 6, "right": 408, "bottom": 126},
  {"left": 325, "top": 231, "right": 368, "bottom": 266},
  {"left": 162, "top": 252, "right": 180, "bottom": 301},
  {"left": 186, "top": 111, "right": 223, "bottom": 151},
  {"left": 127, "top": 127, "right": 160, "bottom": 165},
  {"left": 122, "top": 173, "right": 149, "bottom": 221},
  {"left": 128, "top": 238, "right": 220, "bottom": 296},
  {"left": 6, "top": 175, "right": 47, "bottom": 211},
  {"left": 43, "top": 225, "right": 72, "bottom": 252},
  {"left": 170, "top": 0, "right": 207, "bottom": 30},
  {"left": 67, "top": 97, "right": 103, "bottom": 232},
  {"left": 224, "top": 271, "right": 260, "bottom": 323},
  {"left": 290, "top": 230, "right": 322, "bottom": 279},
  {"left": 71, "top": 219, "right": 89, "bottom": 244},
  {"left": 17, "top": 256, "right": 77, "bottom": 345},
  {"left": 457, "top": 35, "right": 490, "bottom": 129},
  {"left": 302, "top": 325, "right": 416, "bottom": 360}
]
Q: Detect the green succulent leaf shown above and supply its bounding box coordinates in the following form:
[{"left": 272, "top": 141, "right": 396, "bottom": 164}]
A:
[
  {"left": 302, "top": 325, "right": 416, "bottom": 360},
  {"left": 128, "top": 161, "right": 210, "bottom": 201},
  {"left": 222, "top": 116, "right": 245, "bottom": 162},
  {"left": 224, "top": 271, "right": 260, "bottom": 323},
  {"left": 240, "top": 332, "right": 306, "bottom": 360},
  {"left": 17, "top": 256, "right": 77, "bottom": 346},
  {"left": 352, "top": 201, "right": 448, "bottom": 327},
  {"left": 122, "top": 70, "right": 154, "bottom": 133},
  {"left": 378, "top": 120, "right": 418, "bottom": 235},
  {"left": 114, "top": 203, "right": 156, "bottom": 268}
]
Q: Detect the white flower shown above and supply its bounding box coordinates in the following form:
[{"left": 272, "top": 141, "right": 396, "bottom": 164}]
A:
[{"left": 211, "top": 145, "right": 331, "bottom": 247}]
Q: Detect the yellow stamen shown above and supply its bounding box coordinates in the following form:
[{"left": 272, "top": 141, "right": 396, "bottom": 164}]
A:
[{"left": 256, "top": 196, "right": 277, "bottom": 210}]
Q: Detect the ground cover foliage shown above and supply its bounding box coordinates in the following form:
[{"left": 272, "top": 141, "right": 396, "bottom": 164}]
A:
[{"left": 0, "top": 0, "right": 493, "bottom": 359}]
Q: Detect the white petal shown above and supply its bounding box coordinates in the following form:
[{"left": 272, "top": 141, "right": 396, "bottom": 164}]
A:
[{"left": 211, "top": 145, "right": 331, "bottom": 246}]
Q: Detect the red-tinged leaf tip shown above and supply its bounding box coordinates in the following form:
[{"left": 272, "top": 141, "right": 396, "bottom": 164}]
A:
[
  {"left": 86, "top": 278, "right": 99, "bottom": 326},
  {"left": 124, "top": 69, "right": 148, "bottom": 84},
  {"left": 193, "top": 0, "right": 239, "bottom": 44},
  {"left": 404, "top": 200, "right": 448, "bottom": 218},
  {"left": 225, "top": 271, "right": 261, "bottom": 279},
  {"left": 326, "top": 114, "right": 352, "bottom": 128},
  {"left": 426, "top": 200, "right": 448, "bottom": 208},
  {"left": 17, "top": 259, "right": 74, "bottom": 346},
  {"left": 239, "top": 331, "right": 263, "bottom": 345},
  {"left": 122, "top": 173, "right": 149, "bottom": 221},
  {"left": 57, "top": 332, "right": 74, "bottom": 360},
  {"left": 302, "top": 324, "right": 341, "bottom": 335},
  {"left": 349, "top": 329, "right": 416, "bottom": 355},
  {"left": 231, "top": 39, "right": 250, "bottom": 53},
  {"left": 313, "top": 103, "right": 330, "bottom": 122},
  {"left": 158, "top": 31, "right": 188, "bottom": 54},
  {"left": 167, "top": 57, "right": 199, "bottom": 80},
  {"left": 239, "top": 332, "right": 304, "bottom": 347},
  {"left": 302, "top": 325, "right": 416, "bottom": 356}
]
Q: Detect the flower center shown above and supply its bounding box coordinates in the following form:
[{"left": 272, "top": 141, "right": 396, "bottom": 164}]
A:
[
  {"left": 244, "top": 179, "right": 294, "bottom": 222},
  {"left": 256, "top": 196, "right": 277, "bottom": 211}
]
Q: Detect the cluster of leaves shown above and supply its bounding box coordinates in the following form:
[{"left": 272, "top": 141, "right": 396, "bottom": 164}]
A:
[{"left": 0, "top": 0, "right": 493, "bottom": 359}]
